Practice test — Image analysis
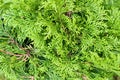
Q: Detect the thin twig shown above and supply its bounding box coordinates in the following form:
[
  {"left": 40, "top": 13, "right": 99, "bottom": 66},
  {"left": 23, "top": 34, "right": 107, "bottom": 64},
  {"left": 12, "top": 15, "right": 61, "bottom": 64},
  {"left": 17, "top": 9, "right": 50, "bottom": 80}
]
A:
[
  {"left": 0, "top": 49, "right": 31, "bottom": 62},
  {"left": 22, "top": 76, "right": 34, "bottom": 80}
]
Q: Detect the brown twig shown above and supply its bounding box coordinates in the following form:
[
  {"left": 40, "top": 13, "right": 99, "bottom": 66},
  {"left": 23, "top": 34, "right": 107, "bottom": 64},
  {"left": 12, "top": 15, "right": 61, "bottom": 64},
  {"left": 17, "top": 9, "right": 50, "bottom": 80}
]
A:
[
  {"left": 22, "top": 76, "right": 34, "bottom": 80},
  {"left": 0, "top": 49, "right": 14, "bottom": 55},
  {"left": 0, "top": 49, "right": 31, "bottom": 62},
  {"left": 82, "top": 74, "right": 88, "bottom": 80},
  {"left": 65, "top": 11, "right": 73, "bottom": 18}
]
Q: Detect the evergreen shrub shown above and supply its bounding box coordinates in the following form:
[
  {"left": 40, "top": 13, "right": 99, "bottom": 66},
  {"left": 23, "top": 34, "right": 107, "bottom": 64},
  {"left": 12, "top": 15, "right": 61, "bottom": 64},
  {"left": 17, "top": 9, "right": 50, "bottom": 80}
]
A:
[{"left": 0, "top": 0, "right": 120, "bottom": 80}]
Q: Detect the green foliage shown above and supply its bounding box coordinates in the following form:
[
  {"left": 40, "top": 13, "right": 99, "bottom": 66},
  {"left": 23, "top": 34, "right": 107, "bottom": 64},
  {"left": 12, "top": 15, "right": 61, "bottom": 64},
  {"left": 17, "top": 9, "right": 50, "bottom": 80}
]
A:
[{"left": 0, "top": 0, "right": 120, "bottom": 80}]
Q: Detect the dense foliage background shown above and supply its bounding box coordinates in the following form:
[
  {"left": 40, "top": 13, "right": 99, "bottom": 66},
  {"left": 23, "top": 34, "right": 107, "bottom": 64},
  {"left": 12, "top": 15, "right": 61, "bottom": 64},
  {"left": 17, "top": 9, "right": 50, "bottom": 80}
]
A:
[{"left": 0, "top": 0, "right": 120, "bottom": 80}]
